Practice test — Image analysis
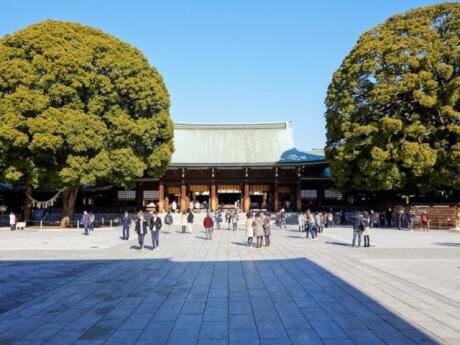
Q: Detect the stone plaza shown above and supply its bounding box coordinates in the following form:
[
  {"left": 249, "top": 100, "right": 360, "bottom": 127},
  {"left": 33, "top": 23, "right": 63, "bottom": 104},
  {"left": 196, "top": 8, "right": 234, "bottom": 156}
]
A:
[{"left": 0, "top": 224, "right": 459, "bottom": 345}]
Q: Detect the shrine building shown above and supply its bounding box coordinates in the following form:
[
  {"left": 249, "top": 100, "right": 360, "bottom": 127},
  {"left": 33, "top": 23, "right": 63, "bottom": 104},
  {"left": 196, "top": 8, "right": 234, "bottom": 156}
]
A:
[{"left": 122, "top": 122, "right": 335, "bottom": 212}]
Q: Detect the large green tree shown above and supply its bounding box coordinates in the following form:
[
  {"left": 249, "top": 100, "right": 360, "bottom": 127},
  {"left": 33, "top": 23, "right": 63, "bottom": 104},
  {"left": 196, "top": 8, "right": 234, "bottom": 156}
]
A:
[
  {"left": 0, "top": 20, "right": 173, "bottom": 224},
  {"left": 325, "top": 3, "right": 460, "bottom": 193}
]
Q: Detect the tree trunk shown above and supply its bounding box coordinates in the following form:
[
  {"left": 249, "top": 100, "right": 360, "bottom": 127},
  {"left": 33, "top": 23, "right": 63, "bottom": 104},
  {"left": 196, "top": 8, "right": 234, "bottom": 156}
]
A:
[
  {"left": 60, "top": 187, "right": 79, "bottom": 227},
  {"left": 23, "top": 180, "right": 33, "bottom": 223}
]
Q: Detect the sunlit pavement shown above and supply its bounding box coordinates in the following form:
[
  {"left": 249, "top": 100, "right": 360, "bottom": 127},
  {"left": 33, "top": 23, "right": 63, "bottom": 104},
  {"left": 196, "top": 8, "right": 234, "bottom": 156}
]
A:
[{"left": 0, "top": 225, "right": 459, "bottom": 344}]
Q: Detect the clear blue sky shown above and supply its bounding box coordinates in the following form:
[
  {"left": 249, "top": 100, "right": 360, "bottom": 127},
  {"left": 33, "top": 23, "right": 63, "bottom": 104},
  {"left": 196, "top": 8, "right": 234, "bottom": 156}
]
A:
[{"left": 0, "top": 0, "right": 443, "bottom": 150}]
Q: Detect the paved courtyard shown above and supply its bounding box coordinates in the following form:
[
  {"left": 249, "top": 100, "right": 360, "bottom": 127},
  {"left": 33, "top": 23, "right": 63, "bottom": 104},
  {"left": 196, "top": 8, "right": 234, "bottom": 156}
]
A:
[{"left": 0, "top": 224, "right": 459, "bottom": 345}]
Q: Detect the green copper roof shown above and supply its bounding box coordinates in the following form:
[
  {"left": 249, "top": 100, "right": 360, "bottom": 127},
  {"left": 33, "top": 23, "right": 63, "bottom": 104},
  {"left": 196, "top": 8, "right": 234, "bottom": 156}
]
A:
[{"left": 171, "top": 122, "right": 325, "bottom": 165}]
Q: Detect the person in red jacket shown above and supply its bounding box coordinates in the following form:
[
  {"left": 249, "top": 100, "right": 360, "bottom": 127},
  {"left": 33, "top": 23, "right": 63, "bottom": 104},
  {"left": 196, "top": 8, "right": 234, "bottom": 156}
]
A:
[{"left": 203, "top": 212, "right": 214, "bottom": 240}]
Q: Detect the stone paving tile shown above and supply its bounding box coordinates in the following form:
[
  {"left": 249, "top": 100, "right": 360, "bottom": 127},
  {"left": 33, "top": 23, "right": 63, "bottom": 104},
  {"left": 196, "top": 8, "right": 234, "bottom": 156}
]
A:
[{"left": 0, "top": 225, "right": 457, "bottom": 345}]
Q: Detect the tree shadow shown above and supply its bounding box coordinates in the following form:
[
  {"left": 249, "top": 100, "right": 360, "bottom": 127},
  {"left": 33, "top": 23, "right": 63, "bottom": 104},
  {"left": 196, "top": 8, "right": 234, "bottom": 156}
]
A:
[
  {"left": 0, "top": 257, "right": 442, "bottom": 345},
  {"left": 433, "top": 242, "right": 460, "bottom": 247}
]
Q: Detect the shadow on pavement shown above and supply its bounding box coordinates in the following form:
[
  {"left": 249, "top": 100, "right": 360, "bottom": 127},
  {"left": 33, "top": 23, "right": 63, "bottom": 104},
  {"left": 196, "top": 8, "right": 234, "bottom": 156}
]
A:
[{"left": 0, "top": 257, "right": 441, "bottom": 345}]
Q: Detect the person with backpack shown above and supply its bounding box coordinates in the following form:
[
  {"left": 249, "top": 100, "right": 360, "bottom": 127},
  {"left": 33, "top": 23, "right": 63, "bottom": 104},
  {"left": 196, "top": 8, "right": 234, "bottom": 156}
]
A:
[
  {"left": 203, "top": 212, "right": 214, "bottom": 240},
  {"left": 187, "top": 209, "right": 194, "bottom": 233},
  {"left": 164, "top": 211, "right": 173, "bottom": 232},
  {"left": 135, "top": 211, "right": 148, "bottom": 252},
  {"left": 352, "top": 212, "right": 363, "bottom": 247},
  {"left": 149, "top": 211, "right": 162, "bottom": 250},
  {"left": 362, "top": 211, "right": 371, "bottom": 247}
]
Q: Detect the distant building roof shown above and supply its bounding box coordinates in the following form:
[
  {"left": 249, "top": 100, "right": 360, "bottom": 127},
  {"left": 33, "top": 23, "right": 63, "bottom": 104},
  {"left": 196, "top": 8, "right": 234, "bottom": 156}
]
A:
[{"left": 171, "top": 122, "right": 325, "bottom": 165}]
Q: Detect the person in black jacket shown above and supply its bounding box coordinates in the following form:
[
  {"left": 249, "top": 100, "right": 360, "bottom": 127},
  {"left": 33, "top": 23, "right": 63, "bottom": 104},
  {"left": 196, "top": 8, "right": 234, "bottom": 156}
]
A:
[
  {"left": 149, "top": 211, "right": 162, "bottom": 250},
  {"left": 135, "top": 212, "right": 148, "bottom": 251}
]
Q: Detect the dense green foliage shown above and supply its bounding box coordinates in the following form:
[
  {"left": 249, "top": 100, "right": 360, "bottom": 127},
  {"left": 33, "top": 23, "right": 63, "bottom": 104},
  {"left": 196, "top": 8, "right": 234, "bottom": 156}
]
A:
[
  {"left": 325, "top": 3, "right": 460, "bottom": 192},
  {"left": 0, "top": 20, "right": 173, "bottom": 218}
]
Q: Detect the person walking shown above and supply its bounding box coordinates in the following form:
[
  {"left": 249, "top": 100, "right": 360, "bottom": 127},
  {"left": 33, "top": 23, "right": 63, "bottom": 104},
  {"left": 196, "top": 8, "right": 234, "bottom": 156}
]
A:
[
  {"left": 121, "top": 210, "right": 131, "bottom": 240},
  {"left": 263, "top": 211, "right": 271, "bottom": 247},
  {"left": 135, "top": 212, "right": 148, "bottom": 251},
  {"left": 246, "top": 213, "right": 254, "bottom": 246},
  {"left": 181, "top": 211, "right": 187, "bottom": 233},
  {"left": 352, "top": 213, "right": 363, "bottom": 247},
  {"left": 203, "top": 212, "right": 214, "bottom": 240},
  {"left": 253, "top": 213, "right": 264, "bottom": 248},
  {"left": 305, "top": 210, "right": 315, "bottom": 239},
  {"left": 298, "top": 212, "right": 305, "bottom": 232},
  {"left": 362, "top": 211, "right": 371, "bottom": 247},
  {"left": 406, "top": 210, "right": 413, "bottom": 231},
  {"left": 149, "top": 212, "right": 162, "bottom": 250},
  {"left": 81, "top": 211, "right": 90, "bottom": 236},
  {"left": 9, "top": 211, "right": 16, "bottom": 231},
  {"left": 164, "top": 211, "right": 173, "bottom": 232},
  {"left": 187, "top": 209, "right": 194, "bottom": 233}
]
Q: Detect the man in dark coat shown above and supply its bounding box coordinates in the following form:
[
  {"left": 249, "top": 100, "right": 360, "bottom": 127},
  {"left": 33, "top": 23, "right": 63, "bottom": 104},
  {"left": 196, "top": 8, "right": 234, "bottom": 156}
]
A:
[
  {"left": 121, "top": 210, "right": 131, "bottom": 240},
  {"left": 135, "top": 212, "right": 148, "bottom": 251},
  {"left": 149, "top": 212, "right": 162, "bottom": 250}
]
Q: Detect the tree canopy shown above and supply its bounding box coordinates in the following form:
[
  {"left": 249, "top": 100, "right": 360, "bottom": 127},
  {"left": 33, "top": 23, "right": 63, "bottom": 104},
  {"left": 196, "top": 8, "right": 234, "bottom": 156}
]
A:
[
  {"left": 325, "top": 3, "right": 460, "bottom": 193},
  {"left": 0, "top": 20, "right": 173, "bottom": 220}
]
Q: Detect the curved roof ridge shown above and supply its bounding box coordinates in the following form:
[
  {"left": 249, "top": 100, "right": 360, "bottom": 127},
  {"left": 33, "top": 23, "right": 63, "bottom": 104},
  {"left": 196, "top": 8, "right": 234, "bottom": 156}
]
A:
[{"left": 174, "top": 121, "right": 291, "bottom": 130}]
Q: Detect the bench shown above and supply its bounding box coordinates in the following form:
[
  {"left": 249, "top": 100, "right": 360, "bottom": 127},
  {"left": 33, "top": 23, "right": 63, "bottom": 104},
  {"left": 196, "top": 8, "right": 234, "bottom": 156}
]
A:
[{"left": 15, "top": 222, "right": 26, "bottom": 230}]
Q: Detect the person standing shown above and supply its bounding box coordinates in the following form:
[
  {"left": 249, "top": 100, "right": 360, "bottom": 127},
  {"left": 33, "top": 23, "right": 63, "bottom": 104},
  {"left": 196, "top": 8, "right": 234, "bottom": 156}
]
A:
[
  {"left": 280, "top": 209, "right": 287, "bottom": 229},
  {"left": 398, "top": 210, "right": 404, "bottom": 230},
  {"left": 226, "top": 210, "right": 231, "bottom": 230},
  {"left": 121, "top": 210, "right": 131, "bottom": 240},
  {"left": 421, "top": 211, "right": 429, "bottom": 231},
  {"left": 203, "top": 212, "right": 214, "bottom": 240},
  {"left": 164, "top": 211, "right": 173, "bottom": 232},
  {"left": 315, "top": 212, "right": 323, "bottom": 234},
  {"left": 253, "top": 213, "right": 264, "bottom": 248},
  {"left": 327, "top": 211, "right": 334, "bottom": 228},
  {"left": 81, "top": 211, "right": 90, "bottom": 236},
  {"left": 187, "top": 209, "right": 194, "bottom": 233},
  {"left": 181, "top": 211, "right": 187, "bottom": 233},
  {"left": 150, "top": 212, "right": 162, "bottom": 250},
  {"left": 216, "top": 211, "right": 222, "bottom": 230},
  {"left": 246, "top": 213, "right": 254, "bottom": 246},
  {"left": 263, "top": 211, "right": 271, "bottom": 247},
  {"left": 232, "top": 211, "right": 238, "bottom": 231},
  {"left": 171, "top": 200, "right": 177, "bottom": 213},
  {"left": 362, "top": 211, "right": 371, "bottom": 247},
  {"left": 352, "top": 213, "right": 363, "bottom": 247},
  {"left": 305, "top": 210, "right": 315, "bottom": 239},
  {"left": 135, "top": 212, "right": 148, "bottom": 251},
  {"left": 9, "top": 211, "right": 16, "bottom": 231},
  {"left": 298, "top": 212, "right": 305, "bottom": 232},
  {"left": 89, "top": 211, "right": 95, "bottom": 231},
  {"left": 386, "top": 208, "right": 393, "bottom": 227},
  {"left": 406, "top": 210, "right": 413, "bottom": 231}
]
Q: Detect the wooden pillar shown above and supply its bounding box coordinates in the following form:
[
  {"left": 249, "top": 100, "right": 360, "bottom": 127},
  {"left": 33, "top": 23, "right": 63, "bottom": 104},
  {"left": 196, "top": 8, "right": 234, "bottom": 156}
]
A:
[
  {"left": 296, "top": 182, "right": 301, "bottom": 211},
  {"left": 180, "top": 183, "right": 187, "bottom": 212},
  {"left": 274, "top": 181, "right": 279, "bottom": 211},
  {"left": 243, "top": 183, "right": 250, "bottom": 212},
  {"left": 158, "top": 182, "right": 164, "bottom": 212},
  {"left": 136, "top": 182, "right": 143, "bottom": 209},
  {"left": 211, "top": 183, "right": 217, "bottom": 211}
]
